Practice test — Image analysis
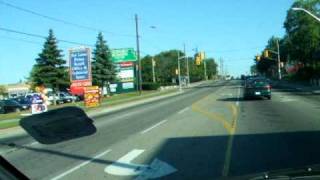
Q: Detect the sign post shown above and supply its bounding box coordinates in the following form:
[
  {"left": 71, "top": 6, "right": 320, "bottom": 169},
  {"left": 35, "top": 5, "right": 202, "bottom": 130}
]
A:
[
  {"left": 84, "top": 86, "right": 100, "bottom": 108},
  {"left": 111, "top": 48, "right": 137, "bottom": 93},
  {"left": 69, "top": 47, "right": 92, "bottom": 87}
]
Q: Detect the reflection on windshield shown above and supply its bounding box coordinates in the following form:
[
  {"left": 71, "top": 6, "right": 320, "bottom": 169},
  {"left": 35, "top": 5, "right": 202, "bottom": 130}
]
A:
[{"left": 1, "top": 0, "right": 320, "bottom": 179}]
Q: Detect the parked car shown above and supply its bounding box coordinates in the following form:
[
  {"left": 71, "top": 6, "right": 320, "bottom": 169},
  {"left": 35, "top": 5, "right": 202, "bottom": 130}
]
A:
[
  {"left": 244, "top": 78, "right": 272, "bottom": 100},
  {"left": 13, "top": 97, "right": 32, "bottom": 110},
  {"left": 58, "top": 92, "right": 78, "bottom": 103},
  {"left": 0, "top": 99, "right": 24, "bottom": 114}
]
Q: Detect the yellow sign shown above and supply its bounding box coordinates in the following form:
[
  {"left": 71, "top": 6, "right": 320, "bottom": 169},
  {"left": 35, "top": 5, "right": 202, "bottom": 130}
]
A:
[{"left": 84, "top": 86, "right": 100, "bottom": 108}]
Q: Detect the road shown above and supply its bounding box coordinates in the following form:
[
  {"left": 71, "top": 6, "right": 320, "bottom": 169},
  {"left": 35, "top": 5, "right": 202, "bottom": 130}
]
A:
[{"left": 2, "top": 80, "right": 320, "bottom": 179}]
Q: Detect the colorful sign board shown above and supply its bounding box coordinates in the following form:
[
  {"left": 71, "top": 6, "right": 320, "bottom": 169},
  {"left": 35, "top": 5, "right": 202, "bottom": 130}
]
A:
[
  {"left": 69, "top": 47, "right": 92, "bottom": 87},
  {"left": 110, "top": 48, "right": 137, "bottom": 93},
  {"left": 111, "top": 48, "right": 137, "bottom": 63},
  {"left": 84, "top": 86, "right": 100, "bottom": 108}
]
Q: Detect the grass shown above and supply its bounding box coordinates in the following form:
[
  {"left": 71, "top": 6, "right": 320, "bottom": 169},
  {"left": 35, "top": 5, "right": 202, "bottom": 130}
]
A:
[
  {"left": 0, "top": 89, "right": 178, "bottom": 129},
  {"left": 0, "top": 120, "right": 20, "bottom": 129}
]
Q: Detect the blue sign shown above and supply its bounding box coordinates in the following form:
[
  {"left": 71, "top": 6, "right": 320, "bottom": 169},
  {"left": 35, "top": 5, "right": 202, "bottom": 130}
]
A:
[{"left": 70, "top": 48, "right": 91, "bottom": 81}]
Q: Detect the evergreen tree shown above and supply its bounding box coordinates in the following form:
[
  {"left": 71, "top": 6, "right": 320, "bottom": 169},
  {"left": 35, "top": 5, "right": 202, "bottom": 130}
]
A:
[
  {"left": 92, "top": 32, "right": 116, "bottom": 95},
  {"left": 30, "top": 29, "right": 67, "bottom": 92}
]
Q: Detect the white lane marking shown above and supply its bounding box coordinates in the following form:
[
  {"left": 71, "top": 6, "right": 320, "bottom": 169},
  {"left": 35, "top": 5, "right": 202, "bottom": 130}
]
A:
[
  {"left": 236, "top": 87, "right": 241, "bottom": 106},
  {"left": 177, "top": 107, "right": 189, "bottom": 114},
  {"left": 105, "top": 149, "right": 146, "bottom": 176},
  {"left": 51, "top": 149, "right": 112, "bottom": 180},
  {"left": 105, "top": 149, "right": 177, "bottom": 178},
  {"left": 140, "top": 120, "right": 167, "bottom": 134}
]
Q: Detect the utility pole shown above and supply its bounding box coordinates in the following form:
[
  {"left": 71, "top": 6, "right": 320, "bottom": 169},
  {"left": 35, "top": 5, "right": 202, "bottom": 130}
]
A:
[
  {"left": 220, "top": 58, "right": 224, "bottom": 79},
  {"left": 135, "top": 14, "right": 142, "bottom": 95},
  {"left": 276, "top": 39, "right": 282, "bottom": 80},
  {"left": 184, "top": 43, "right": 190, "bottom": 86},
  {"left": 203, "top": 52, "right": 207, "bottom": 80},
  {"left": 177, "top": 52, "right": 182, "bottom": 91},
  {"left": 152, "top": 57, "right": 156, "bottom": 83}
]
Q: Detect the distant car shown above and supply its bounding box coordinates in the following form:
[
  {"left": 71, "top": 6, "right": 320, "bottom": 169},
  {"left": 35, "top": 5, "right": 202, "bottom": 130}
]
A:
[
  {"left": 0, "top": 100, "right": 24, "bottom": 114},
  {"left": 244, "top": 78, "right": 272, "bottom": 100}
]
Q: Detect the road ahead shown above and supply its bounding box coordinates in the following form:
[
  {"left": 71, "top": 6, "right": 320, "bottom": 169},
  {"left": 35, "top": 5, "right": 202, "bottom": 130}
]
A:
[{"left": 2, "top": 80, "right": 320, "bottom": 180}]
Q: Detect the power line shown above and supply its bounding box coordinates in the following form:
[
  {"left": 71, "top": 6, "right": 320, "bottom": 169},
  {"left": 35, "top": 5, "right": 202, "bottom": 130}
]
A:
[
  {"left": 0, "top": 27, "right": 94, "bottom": 47},
  {"left": 205, "top": 46, "right": 265, "bottom": 53},
  {"left": 0, "top": 0, "right": 135, "bottom": 38}
]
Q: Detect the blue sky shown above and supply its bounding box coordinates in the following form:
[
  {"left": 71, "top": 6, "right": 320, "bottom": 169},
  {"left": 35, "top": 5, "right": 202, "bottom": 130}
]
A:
[{"left": 0, "top": 0, "right": 293, "bottom": 84}]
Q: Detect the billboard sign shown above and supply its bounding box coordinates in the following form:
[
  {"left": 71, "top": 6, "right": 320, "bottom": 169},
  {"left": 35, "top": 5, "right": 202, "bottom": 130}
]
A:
[
  {"left": 69, "top": 47, "right": 92, "bottom": 87},
  {"left": 115, "top": 62, "right": 134, "bottom": 82},
  {"left": 84, "top": 86, "right": 100, "bottom": 108},
  {"left": 111, "top": 48, "right": 137, "bottom": 63}
]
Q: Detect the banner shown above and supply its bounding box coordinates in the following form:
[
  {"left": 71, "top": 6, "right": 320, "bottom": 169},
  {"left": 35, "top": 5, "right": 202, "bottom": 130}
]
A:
[
  {"left": 69, "top": 47, "right": 92, "bottom": 87},
  {"left": 84, "top": 86, "right": 100, "bottom": 108}
]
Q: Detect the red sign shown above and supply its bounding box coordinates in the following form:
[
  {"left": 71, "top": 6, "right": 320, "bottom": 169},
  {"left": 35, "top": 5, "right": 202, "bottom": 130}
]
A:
[
  {"left": 120, "top": 61, "right": 134, "bottom": 68},
  {"left": 71, "top": 81, "right": 92, "bottom": 87}
]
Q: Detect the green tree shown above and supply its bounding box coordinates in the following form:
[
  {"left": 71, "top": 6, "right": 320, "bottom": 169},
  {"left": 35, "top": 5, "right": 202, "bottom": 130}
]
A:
[
  {"left": 30, "top": 29, "right": 67, "bottom": 92},
  {"left": 141, "top": 55, "right": 153, "bottom": 82},
  {"left": 92, "top": 32, "right": 116, "bottom": 95},
  {"left": 284, "top": 0, "right": 320, "bottom": 68},
  {"left": 205, "top": 58, "right": 218, "bottom": 79}
]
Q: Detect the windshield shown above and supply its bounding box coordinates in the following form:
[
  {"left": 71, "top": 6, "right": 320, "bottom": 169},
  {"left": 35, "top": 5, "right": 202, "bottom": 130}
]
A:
[{"left": 1, "top": 0, "right": 320, "bottom": 180}]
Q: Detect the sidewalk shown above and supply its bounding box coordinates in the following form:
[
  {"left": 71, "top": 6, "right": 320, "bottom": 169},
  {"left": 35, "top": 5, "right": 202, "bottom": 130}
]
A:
[
  {"left": 273, "top": 80, "right": 320, "bottom": 94},
  {"left": 0, "top": 80, "right": 212, "bottom": 138}
]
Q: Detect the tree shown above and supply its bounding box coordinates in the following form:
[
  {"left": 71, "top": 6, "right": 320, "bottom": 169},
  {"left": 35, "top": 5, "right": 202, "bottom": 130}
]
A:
[
  {"left": 141, "top": 55, "right": 153, "bottom": 82},
  {"left": 30, "top": 29, "right": 67, "bottom": 92},
  {"left": 284, "top": 0, "right": 320, "bottom": 67},
  {"left": 92, "top": 32, "right": 116, "bottom": 95},
  {"left": 205, "top": 58, "right": 218, "bottom": 79}
]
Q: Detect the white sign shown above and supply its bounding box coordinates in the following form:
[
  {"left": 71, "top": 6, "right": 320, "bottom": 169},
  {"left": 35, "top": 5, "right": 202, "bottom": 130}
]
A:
[
  {"left": 123, "top": 82, "right": 134, "bottom": 89},
  {"left": 104, "top": 149, "right": 177, "bottom": 179},
  {"left": 110, "top": 84, "right": 117, "bottom": 93}
]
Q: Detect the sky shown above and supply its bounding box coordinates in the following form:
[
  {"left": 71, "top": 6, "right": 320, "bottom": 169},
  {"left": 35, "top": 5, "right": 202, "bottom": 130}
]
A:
[{"left": 0, "top": 0, "right": 294, "bottom": 84}]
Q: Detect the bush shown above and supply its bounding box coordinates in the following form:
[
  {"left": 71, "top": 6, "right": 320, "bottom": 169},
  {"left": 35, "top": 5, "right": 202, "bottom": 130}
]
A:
[{"left": 142, "top": 82, "right": 160, "bottom": 90}]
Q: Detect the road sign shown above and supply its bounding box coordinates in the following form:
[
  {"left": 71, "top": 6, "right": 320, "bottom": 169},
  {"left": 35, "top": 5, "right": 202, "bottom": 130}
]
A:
[
  {"left": 104, "top": 149, "right": 177, "bottom": 179},
  {"left": 84, "top": 86, "right": 100, "bottom": 108},
  {"left": 111, "top": 48, "right": 137, "bottom": 63},
  {"left": 69, "top": 47, "right": 92, "bottom": 87}
]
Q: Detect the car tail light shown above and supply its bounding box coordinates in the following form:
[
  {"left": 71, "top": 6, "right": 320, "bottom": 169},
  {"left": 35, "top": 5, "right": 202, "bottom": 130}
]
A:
[{"left": 265, "top": 85, "right": 271, "bottom": 89}]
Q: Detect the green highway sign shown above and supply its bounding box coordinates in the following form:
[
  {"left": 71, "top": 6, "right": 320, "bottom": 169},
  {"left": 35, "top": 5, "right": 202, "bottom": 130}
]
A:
[{"left": 111, "top": 48, "right": 137, "bottom": 63}]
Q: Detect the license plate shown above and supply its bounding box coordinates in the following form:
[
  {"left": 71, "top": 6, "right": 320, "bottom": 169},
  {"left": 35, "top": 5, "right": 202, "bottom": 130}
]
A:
[{"left": 255, "top": 92, "right": 261, "bottom": 95}]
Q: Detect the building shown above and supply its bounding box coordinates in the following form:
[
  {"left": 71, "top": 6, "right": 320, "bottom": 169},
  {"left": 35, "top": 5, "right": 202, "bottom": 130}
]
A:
[{"left": 5, "top": 83, "right": 31, "bottom": 98}]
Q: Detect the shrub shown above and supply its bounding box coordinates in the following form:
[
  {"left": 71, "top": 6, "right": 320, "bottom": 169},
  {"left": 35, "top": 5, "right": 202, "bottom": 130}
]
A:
[{"left": 142, "top": 82, "right": 160, "bottom": 90}]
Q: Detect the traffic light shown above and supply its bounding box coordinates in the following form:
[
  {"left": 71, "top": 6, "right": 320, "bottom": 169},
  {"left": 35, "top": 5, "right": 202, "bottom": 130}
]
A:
[
  {"left": 195, "top": 54, "right": 201, "bottom": 65},
  {"left": 199, "top": 52, "right": 205, "bottom": 60},
  {"left": 263, "top": 50, "right": 269, "bottom": 58},
  {"left": 255, "top": 55, "right": 261, "bottom": 61}
]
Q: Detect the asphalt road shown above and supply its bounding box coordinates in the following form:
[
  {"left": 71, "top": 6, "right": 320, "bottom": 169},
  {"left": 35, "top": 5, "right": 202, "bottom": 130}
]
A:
[{"left": 2, "top": 80, "right": 320, "bottom": 180}]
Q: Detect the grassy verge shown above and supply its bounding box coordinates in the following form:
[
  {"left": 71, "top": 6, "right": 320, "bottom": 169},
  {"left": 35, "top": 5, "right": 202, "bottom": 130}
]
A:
[{"left": 0, "top": 89, "right": 177, "bottom": 129}]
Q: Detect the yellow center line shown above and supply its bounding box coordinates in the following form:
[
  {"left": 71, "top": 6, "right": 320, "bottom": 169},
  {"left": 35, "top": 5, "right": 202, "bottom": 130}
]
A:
[{"left": 190, "top": 83, "right": 240, "bottom": 177}]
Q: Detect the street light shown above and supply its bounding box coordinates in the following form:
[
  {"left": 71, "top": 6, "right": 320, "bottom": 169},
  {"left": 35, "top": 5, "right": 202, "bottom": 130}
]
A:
[{"left": 292, "top": 7, "right": 320, "bottom": 23}]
